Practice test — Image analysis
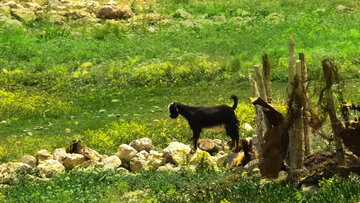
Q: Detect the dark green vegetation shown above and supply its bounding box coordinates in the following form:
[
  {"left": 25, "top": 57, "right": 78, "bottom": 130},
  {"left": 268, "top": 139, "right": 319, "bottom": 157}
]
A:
[
  {"left": 3, "top": 169, "right": 360, "bottom": 202},
  {"left": 1, "top": 0, "right": 360, "bottom": 201}
]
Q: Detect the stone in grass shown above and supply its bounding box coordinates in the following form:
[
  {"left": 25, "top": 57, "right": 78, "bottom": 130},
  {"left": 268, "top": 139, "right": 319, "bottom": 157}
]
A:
[
  {"left": 130, "top": 138, "right": 155, "bottom": 152},
  {"left": 36, "top": 150, "right": 53, "bottom": 163},
  {"left": 116, "top": 144, "right": 137, "bottom": 164},
  {"left": 37, "top": 160, "right": 65, "bottom": 178},
  {"left": 53, "top": 148, "right": 67, "bottom": 163},
  {"left": 163, "top": 142, "right": 191, "bottom": 166},
  {"left": 0, "top": 162, "right": 32, "bottom": 184},
  {"left": 103, "top": 155, "right": 122, "bottom": 169},
  {"left": 22, "top": 155, "right": 37, "bottom": 168},
  {"left": 62, "top": 154, "right": 86, "bottom": 170},
  {"left": 130, "top": 151, "right": 150, "bottom": 172},
  {"left": 82, "top": 147, "right": 102, "bottom": 162}
]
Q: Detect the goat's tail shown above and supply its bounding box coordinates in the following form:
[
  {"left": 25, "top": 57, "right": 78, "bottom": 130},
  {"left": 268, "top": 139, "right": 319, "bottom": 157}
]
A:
[{"left": 231, "top": 95, "right": 238, "bottom": 110}]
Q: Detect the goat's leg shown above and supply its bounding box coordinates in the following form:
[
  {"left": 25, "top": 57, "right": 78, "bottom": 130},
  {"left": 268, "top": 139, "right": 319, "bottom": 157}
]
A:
[
  {"left": 190, "top": 128, "right": 201, "bottom": 154},
  {"left": 226, "top": 124, "right": 240, "bottom": 153}
]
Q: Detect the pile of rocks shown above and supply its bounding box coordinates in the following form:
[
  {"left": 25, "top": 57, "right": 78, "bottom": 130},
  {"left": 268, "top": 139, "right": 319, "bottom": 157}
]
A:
[
  {"left": 0, "top": 0, "right": 134, "bottom": 24},
  {"left": 0, "top": 137, "right": 259, "bottom": 185}
]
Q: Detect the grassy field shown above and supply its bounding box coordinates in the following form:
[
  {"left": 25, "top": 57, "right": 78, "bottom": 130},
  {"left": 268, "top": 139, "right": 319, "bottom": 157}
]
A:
[{"left": 1, "top": 0, "right": 360, "bottom": 201}]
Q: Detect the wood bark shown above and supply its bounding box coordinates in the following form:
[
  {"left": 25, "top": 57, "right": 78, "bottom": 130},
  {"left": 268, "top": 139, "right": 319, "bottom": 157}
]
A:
[
  {"left": 249, "top": 75, "right": 264, "bottom": 161},
  {"left": 289, "top": 60, "right": 303, "bottom": 171},
  {"left": 300, "top": 53, "right": 312, "bottom": 155},
  {"left": 322, "top": 59, "right": 345, "bottom": 165},
  {"left": 262, "top": 53, "right": 272, "bottom": 103}
]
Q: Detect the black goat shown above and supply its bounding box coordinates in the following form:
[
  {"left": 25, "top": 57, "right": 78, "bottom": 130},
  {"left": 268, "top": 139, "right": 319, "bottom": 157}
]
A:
[{"left": 168, "top": 95, "right": 240, "bottom": 154}]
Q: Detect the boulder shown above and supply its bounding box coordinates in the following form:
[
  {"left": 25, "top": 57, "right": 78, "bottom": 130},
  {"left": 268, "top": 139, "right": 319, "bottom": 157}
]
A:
[
  {"left": 213, "top": 139, "right": 226, "bottom": 152},
  {"left": 62, "top": 154, "right": 86, "bottom": 170},
  {"left": 188, "top": 151, "right": 212, "bottom": 165},
  {"left": 244, "top": 159, "right": 259, "bottom": 173},
  {"left": 274, "top": 171, "right": 288, "bottom": 184},
  {"left": 24, "top": 2, "right": 40, "bottom": 9},
  {"left": 130, "top": 138, "right": 155, "bottom": 152},
  {"left": 157, "top": 163, "right": 175, "bottom": 171},
  {"left": 116, "top": 144, "right": 137, "bottom": 164},
  {"left": 82, "top": 147, "right": 102, "bottom": 161},
  {"left": 163, "top": 142, "right": 191, "bottom": 166},
  {"left": 37, "top": 160, "right": 65, "bottom": 178},
  {"left": 11, "top": 8, "right": 37, "bottom": 22},
  {"left": 173, "top": 8, "right": 191, "bottom": 19},
  {"left": 22, "top": 155, "right": 37, "bottom": 168},
  {"left": 96, "top": 5, "right": 133, "bottom": 20},
  {"left": 4, "top": 1, "right": 21, "bottom": 9},
  {"left": 103, "top": 155, "right": 122, "bottom": 169},
  {"left": 53, "top": 148, "right": 67, "bottom": 163},
  {"left": 35, "top": 149, "right": 53, "bottom": 163},
  {"left": 76, "top": 160, "right": 104, "bottom": 170},
  {"left": 336, "top": 5, "right": 354, "bottom": 12},
  {"left": 217, "top": 152, "right": 242, "bottom": 168},
  {"left": 0, "top": 162, "right": 32, "bottom": 184},
  {"left": 197, "top": 139, "right": 217, "bottom": 154},
  {"left": 130, "top": 151, "right": 150, "bottom": 172}
]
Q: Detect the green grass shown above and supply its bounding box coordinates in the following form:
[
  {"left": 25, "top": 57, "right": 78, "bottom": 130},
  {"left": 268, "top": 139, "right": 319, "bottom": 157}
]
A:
[
  {"left": 1, "top": 0, "right": 360, "bottom": 201},
  {"left": 2, "top": 169, "right": 360, "bottom": 202}
]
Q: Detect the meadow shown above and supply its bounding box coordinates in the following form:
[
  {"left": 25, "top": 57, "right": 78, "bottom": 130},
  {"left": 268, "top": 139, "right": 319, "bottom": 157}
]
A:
[{"left": 1, "top": 0, "right": 360, "bottom": 201}]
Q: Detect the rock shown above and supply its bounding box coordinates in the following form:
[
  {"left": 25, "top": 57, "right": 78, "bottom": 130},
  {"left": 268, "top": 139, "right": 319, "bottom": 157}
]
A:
[
  {"left": 217, "top": 152, "right": 243, "bottom": 169},
  {"left": 130, "top": 151, "right": 150, "bottom": 172},
  {"left": 24, "top": 2, "right": 40, "bottom": 9},
  {"left": 4, "top": 1, "right": 21, "bottom": 9},
  {"left": 188, "top": 151, "right": 212, "bottom": 165},
  {"left": 148, "top": 156, "right": 166, "bottom": 169},
  {"left": 213, "top": 139, "right": 226, "bottom": 152},
  {"left": 157, "top": 163, "right": 175, "bottom": 171},
  {"left": 62, "top": 154, "right": 86, "bottom": 170},
  {"left": 0, "top": 162, "right": 32, "bottom": 184},
  {"left": 244, "top": 159, "right": 259, "bottom": 173},
  {"left": 301, "top": 185, "right": 318, "bottom": 194},
  {"left": 274, "top": 171, "right": 288, "bottom": 184},
  {"left": 174, "top": 8, "right": 191, "bottom": 19},
  {"left": 96, "top": 5, "right": 133, "bottom": 20},
  {"left": 103, "top": 155, "right": 122, "bottom": 169},
  {"left": 130, "top": 138, "right": 155, "bottom": 152},
  {"left": 116, "top": 167, "right": 129, "bottom": 173},
  {"left": 53, "top": 148, "right": 67, "bottom": 163},
  {"left": 197, "top": 139, "right": 217, "bottom": 154},
  {"left": 22, "top": 155, "right": 37, "bottom": 168},
  {"left": 116, "top": 144, "right": 137, "bottom": 164},
  {"left": 10, "top": 8, "right": 37, "bottom": 22},
  {"left": 36, "top": 150, "right": 53, "bottom": 163},
  {"left": 336, "top": 5, "right": 354, "bottom": 12},
  {"left": 82, "top": 147, "right": 102, "bottom": 161},
  {"left": 37, "top": 160, "right": 65, "bottom": 178},
  {"left": 78, "top": 160, "right": 104, "bottom": 170},
  {"left": 265, "top": 12, "right": 283, "bottom": 21},
  {"left": 103, "top": 1, "right": 117, "bottom": 6},
  {"left": 163, "top": 142, "right": 191, "bottom": 166}
]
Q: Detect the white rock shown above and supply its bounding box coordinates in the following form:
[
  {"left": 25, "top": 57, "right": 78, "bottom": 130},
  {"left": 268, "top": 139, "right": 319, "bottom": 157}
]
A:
[
  {"left": 130, "top": 152, "right": 150, "bottom": 172},
  {"left": 103, "top": 155, "right": 122, "bottom": 169},
  {"left": 0, "top": 162, "right": 32, "bottom": 184},
  {"left": 82, "top": 147, "right": 102, "bottom": 161},
  {"left": 36, "top": 149, "right": 53, "bottom": 163},
  {"left": 130, "top": 138, "right": 155, "bottom": 152},
  {"left": 62, "top": 154, "right": 86, "bottom": 170},
  {"left": 22, "top": 155, "right": 37, "bottom": 168},
  {"left": 116, "top": 144, "right": 137, "bottom": 164},
  {"left": 53, "top": 148, "right": 67, "bottom": 163},
  {"left": 37, "top": 160, "right": 65, "bottom": 178},
  {"left": 163, "top": 142, "right": 191, "bottom": 166}
]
